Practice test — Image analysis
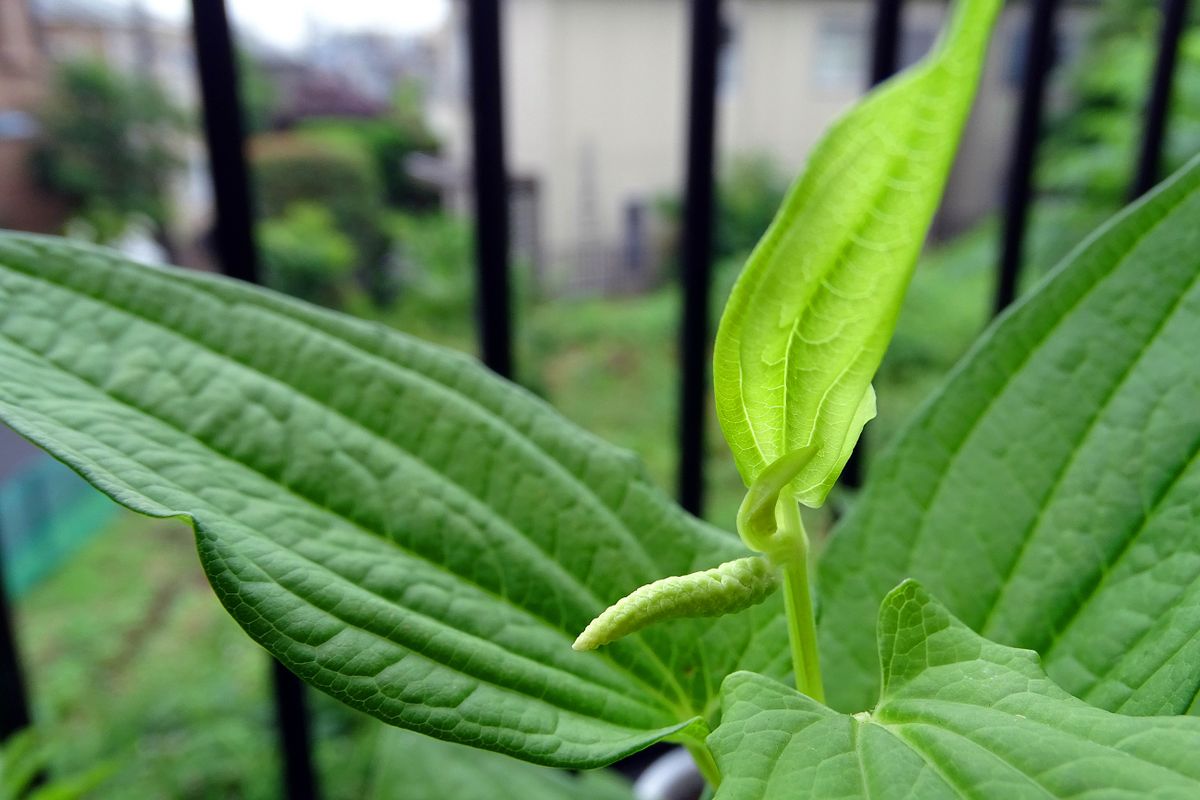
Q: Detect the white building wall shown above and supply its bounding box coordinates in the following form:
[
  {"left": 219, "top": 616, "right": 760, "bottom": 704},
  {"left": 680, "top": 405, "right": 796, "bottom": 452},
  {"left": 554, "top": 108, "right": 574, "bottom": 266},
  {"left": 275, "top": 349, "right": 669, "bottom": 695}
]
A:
[
  {"left": 432, "top": 0, "right": 1090, "bottom": 294},
  {"left": 504, "top": 0, "right": 688, "bottom": 291}
]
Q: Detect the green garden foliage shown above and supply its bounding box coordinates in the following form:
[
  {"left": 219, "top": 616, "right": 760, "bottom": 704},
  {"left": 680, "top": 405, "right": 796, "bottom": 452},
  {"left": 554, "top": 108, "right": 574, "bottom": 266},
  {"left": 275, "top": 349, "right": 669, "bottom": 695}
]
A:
[
  {"left": 713, "top": 157, "right": 790, "bottom": 262},
  {"left": 298, "top": 117, "right": 440, "bottom": 212},
  {"left": 1042, "top": 0, "right": 1200, "bottom": 207},
  {"left": 250, "top": 134, "right": 390, "bottom": 303},
  {"left": 0, "top": 730, "right": 110, "bottom": 800},
  {"left": 258, "top": 203, "right": 356, "bottom": 306},
  {"left": 386, "top": 211, "right": 475, "bottom": 322},
  {"left": 33, "top": 61, "right": 185, "bottom": 242}
]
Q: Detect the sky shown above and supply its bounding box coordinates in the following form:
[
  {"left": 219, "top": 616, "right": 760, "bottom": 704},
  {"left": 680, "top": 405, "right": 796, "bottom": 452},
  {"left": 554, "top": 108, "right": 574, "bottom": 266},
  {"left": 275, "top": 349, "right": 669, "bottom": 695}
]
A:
[{"left": 141, "top": 0, "right": 450, "bottom": 50}]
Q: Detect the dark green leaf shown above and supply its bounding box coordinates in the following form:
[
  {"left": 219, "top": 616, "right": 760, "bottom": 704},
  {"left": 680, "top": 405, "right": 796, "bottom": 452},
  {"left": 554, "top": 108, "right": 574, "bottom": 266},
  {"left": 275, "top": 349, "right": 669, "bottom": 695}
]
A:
[
  {"left": 819, "top": 155, "right": 1200, "bottom": 715},
  {"left": 0, "top": 234, "right": 787, "bottom": 767}
]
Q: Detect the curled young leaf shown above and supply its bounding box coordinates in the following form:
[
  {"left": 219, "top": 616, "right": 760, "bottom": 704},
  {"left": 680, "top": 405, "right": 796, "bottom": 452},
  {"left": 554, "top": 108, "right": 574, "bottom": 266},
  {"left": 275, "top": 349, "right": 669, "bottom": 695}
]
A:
[
  {"left": 713, "top": 0, "right": 1001, "bottom": 507},
  {"left": 735, "top": 447, "right": 817, "bottom": 558},
  {"left": 573, "top": 557, "right": 778, "bottom": 651}
]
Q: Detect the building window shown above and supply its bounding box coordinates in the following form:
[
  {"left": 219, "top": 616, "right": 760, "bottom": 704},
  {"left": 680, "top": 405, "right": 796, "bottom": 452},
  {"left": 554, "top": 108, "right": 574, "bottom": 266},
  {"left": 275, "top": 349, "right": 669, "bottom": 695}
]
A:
[
  {"left": 623, "top": 199, "right": 646, "bottom": 274},
  {"left": 718, "top": 17, "right": 740, "bottom": 97},
  {"left": 813, "top": 19, "right": 866, "bottom": 90}
]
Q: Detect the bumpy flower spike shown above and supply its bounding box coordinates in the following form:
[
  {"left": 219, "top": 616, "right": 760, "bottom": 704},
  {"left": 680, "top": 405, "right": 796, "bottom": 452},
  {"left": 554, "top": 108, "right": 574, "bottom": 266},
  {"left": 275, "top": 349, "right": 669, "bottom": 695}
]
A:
[{"left": 572, "top": 556, "right": 778, "bottom": 651}]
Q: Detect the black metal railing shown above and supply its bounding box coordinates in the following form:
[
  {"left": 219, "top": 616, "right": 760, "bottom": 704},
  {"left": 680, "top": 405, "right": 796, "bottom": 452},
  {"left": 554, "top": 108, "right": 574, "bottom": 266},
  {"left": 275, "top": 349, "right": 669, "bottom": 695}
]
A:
[
  {"left": 187, "top": 0, "right": 319, "bottom": 797},
  {"left": 677, "top": 0, "right": 722, "bottom": 516},
  {"left": 0, "top": 520, "right": 33, "bottom": 740},
  {"left": 995, "top": 0, "right": 1061, "bottom": 314},
  {"left": 1133, "top": 0, "right": 1190, "bottom": 200},
  {"left": 0, "top": 0, "right": 1191, "bottom": 795}
]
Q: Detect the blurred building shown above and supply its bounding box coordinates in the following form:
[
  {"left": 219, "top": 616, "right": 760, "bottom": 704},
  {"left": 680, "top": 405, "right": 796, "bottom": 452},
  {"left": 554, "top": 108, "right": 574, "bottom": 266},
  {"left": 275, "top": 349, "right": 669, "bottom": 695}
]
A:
[
  {"left": 306, "top": 30, "right": 438, "bottom": 105},
  {"left": 31, "top": 0, "right": 212, "bottom": 251},
  {"left": 35, "top": 0, "right": 196, "bottom": 103},
  {"left": 259, "top": 54, "right": 389, "bottom": 126},
  {"left": 429, "top": 0, "right": 1094, "bottom": 296},
  {"left": 0, "top": 0, "right": 67, "bottom": 232}
]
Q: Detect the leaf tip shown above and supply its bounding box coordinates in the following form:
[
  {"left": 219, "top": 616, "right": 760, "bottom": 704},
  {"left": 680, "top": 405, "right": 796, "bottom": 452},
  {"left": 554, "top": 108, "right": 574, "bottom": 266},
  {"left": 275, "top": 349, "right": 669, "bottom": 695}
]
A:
[{"left": 571, "top": 628, "right": 599, "bottom": 652}]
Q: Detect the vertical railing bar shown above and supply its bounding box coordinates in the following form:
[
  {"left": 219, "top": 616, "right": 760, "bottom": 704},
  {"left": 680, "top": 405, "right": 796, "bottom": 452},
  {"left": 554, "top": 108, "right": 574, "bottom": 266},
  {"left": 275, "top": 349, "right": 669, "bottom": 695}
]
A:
[
  {"left": 869, "top": 0, "right": 905, "bottom": 86},
  {"left": 188, "top": 3, "right": 318, "bottom": 798},
  {"left": 843, "top": 0, "right": 906, "bottom": 491},
  {"left": 994, "top": 0, "right": 1060, "bottom": 316},
  {"left": 1130, "top": 0, "right": 1189, "bottom": 200},
  {"left": 466, "top": 0, "right": 514, "bottom": 379},
  {"left": 0, "top": 515, "right": 34, "bottom": 742},
  {"left": 677, "top": 0, "right": 721, "bottom": 517},
  {"left": 189, "top": 0, "right": 259, "bottom": 284}
]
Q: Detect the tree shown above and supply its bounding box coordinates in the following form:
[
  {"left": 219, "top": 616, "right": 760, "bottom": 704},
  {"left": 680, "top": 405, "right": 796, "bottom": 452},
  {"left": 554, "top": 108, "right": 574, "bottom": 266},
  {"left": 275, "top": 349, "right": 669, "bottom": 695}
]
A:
[{"left": 33, "top": 61, "right": 186, "bottom": 244}]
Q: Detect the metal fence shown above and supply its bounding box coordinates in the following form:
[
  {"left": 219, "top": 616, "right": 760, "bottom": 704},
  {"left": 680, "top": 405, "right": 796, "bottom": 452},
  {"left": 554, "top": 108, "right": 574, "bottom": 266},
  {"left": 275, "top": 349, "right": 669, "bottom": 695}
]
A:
[{"left": 0, "top": 0, "right": 1191, "bottom": 796}]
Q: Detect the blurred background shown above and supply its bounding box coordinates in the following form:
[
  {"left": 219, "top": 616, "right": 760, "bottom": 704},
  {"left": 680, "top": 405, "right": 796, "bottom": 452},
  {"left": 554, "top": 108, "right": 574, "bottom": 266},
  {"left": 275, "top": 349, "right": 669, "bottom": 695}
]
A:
[{"left": 0, "top": 0, "right": 1192, "bottom": 796}]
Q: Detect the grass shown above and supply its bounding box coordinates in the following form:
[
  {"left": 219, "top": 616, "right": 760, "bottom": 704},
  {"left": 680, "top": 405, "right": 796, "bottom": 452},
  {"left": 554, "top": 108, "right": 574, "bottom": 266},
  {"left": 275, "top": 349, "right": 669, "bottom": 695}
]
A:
[{"left": 17, "top": 512, "right": 382, "bottom": 799}]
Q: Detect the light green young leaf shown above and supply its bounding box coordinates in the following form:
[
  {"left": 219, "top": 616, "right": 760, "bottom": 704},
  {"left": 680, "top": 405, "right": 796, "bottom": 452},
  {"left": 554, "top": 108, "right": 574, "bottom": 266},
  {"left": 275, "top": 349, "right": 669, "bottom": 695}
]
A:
[
  {"left": 367, "top": 727, "right": 633, "bottom": 800},
  {"left": 819, "top": 154, "right": 1200, "bottom": 716},
  {"left": 711, "top": 581, "right": 1200, "bottom": 800},
  {"left": 0, "top": 233, "right": 788, "bottom": 768},
  {"left": 573, "top": 556, "right": 778, "bottom": 651},
  {"left": 713, "top": 0, "right": 1000, "bottom": 507}
]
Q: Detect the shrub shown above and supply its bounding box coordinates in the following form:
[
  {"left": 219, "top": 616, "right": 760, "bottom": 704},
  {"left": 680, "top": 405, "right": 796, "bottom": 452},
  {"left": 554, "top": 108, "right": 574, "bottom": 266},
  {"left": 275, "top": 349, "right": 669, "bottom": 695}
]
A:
[
  {"left": 387, "top": 212, "right": 474, "bottom": 321},
  {"left": 250, "top": 134, "right": 391, "bottom": 304},
  {"left": 258, "top": 203, "right": 356, "bottom": 306}
]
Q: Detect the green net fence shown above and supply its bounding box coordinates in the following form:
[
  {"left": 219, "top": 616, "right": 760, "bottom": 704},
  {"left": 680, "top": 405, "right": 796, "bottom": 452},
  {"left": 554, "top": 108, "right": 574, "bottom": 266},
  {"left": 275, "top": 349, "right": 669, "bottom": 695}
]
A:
[{"left": 0, "top": 456, "right": 119, "bottom": 599}]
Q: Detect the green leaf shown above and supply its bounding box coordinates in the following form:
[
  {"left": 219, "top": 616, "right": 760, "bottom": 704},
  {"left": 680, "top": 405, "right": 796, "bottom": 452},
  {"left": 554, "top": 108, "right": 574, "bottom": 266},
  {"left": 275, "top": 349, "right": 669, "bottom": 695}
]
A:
[
  {"left": 819, "top": 155, "right": 1200, "bottom": 715},
  {"left": 367, "top": 728, "right": 634, "bottom": 800},
  {"left": 0, "top": 730, "right": 42, "bottom": 800},
  {"left": 712, "top": 0, "right": 1001, "bottom": 507},
  {"left": 711, "top": 581, "right": 1200, "bottom": 800},
  {"left": 0, "top": 233, "right": 788, "bottom": 767},
  {"left": 0, "top": 730, "right": 110, "bottom": 800}
]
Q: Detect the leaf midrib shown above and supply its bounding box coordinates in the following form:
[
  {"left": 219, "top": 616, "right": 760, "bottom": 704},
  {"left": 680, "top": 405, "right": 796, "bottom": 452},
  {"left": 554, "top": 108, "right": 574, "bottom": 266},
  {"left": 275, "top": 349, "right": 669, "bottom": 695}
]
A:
[
  {"left": 883, "top": 698, "right": 1200, "bottom": 786},
  {"left": 198, "top": 522, "right": 678, "bottom": 730},
  {"left": 855, "top": 717, "right": 973, "bottom": 799},
  {"left": 751, "top": 72, "right": 954, "bottom": 467},
  {"left": 882, "top": 720, "right": 1055, "bottom": 799}
]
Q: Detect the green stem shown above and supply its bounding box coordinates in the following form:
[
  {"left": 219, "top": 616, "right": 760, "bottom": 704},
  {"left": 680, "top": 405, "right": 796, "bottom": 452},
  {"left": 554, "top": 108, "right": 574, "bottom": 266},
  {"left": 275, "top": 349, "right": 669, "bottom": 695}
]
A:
[
  {"left": 672, "top": 725, "right": 722, "bottom": 788},
  {"left": 776, "top": 499, "right": 825, "bottom": 702},
  {"left": 683, "top": 738, "right": 722, "bottom": 788}
]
